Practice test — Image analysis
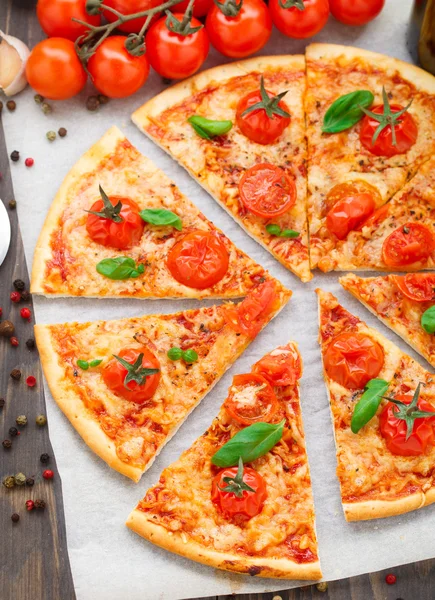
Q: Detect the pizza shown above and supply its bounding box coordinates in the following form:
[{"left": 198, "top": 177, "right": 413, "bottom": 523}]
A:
[
  {"left": 341, "top": 272, "right": 435, "bottom": 369},
  {"left": 305, "top": 44, "right": 435, "bottom": 273},
  {"left": 35, "top": 279, "right": 291, "bottom": 481},
  {"left": 127, "top": 342, "right": 321, "bottom": 579},
  {"left": 132, "top": 56, "right": 311, "bottom": 282},
  {"left": 317, "top": 288, "right": 435, "bottom": 521},
  {"left": 31, "top": 126, "right": 278, "bottom": 299}
]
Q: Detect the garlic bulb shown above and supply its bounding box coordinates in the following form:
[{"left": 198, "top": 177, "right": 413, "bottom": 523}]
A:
[{"left": 0, "top": 31, "right": 30, "bottom": 96}]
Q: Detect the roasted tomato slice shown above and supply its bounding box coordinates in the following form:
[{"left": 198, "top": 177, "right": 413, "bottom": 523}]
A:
[
  {"left": 253, "top": 345, "right": 302, "bottom": 386},
  {"left": 324, "top": 332, "right": 384, "bottom": 390},
  {"left": 326, "top": 193, "right": 375, "bottom": 240},
  {"left": 224, "top": 373, "right": 278, "bottom": 425},
  {"left": 211, "top": 465, "right": 267, "bottom": 520},
  {"left": 236, "top": 89, "right": 290, "bottom": 145},
  {"left": 355, "top": 203, "right": 389, "bottom": 231},
  {"left": 86, "top": 196, "right": 144, "bottom": 249},
  {"left": 360, "top": 104, "right": 418, "bottom": 157},
  {"left": 224, "top": 280, "right": 278, "bottom": 338},
  {"left": 102, "top": 347, "right": 160, "bottom": 404},
  {"left": 382, "top": 223, "right": 435, "bottom": 268},
  {"left": 394, "top": 273, "right": 435, "bottom": 302},
  {"left": 380, "top": 394, "right": 435, "bottom": 456},
  {"left": 238, "top": 164, "right": 296, "bottom": 219},
  {"left": 167, "top": 230, "right": 229, "bottom": 290}
]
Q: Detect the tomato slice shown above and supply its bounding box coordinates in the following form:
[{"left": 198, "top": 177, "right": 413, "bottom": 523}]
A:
[
  {"left": 211, "top": 465, "right": 267, "bottom": 520},
  {"left": 360, "top": 104, "right": 418, "bottom": 157},
  {"left": 166, "top": 230, "right": 229, "bottom": 290},
  {"left": 393, "top": 273, "right": 435, "bottom": 302},
  {"left": 224, "top": 373, "right": 278, "bottom": 425},
  {"left": 253, "top": 345, "right": 302, "bottom": 386},
  {"left": 382, "top": 223, "right": 435, "bottom": 267},
  {"left": 86, "top": 196, "right": 144, "bottom": 249},
  {"left": 102, "top": 347, "right": 160, "bottom": 404},
  {"left": 324, "top": 332, "right": 384, "bottom": 390},
  {"left": 326, "top": 193, "right": 375, "bottom": 240},
  {"left": 224, "top": 280, "right": 278, "bottom": 338},
  {"left": 238, "top": 164, "right": 296, "bottom": 218},
  {"left": 355, "top": 203, "right": 389, "bottom": 231}
]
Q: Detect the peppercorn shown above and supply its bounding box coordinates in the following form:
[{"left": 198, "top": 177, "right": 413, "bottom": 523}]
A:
[
  {"left": 6, "top": 100, "right": 16, "bottom": 112},
  {"left": 41, "top": 102, "right": 52, "bottom": 115},
  {"left": 10, "top": 291, "right": 21, "bottom": 303},
  {"left": 2, "top": 439, "right": 12, "bottom": 449},
  {"left": 26, "top": 499, "right": 34, "bottom": 511},
  {"left": 385, "top": 574, "right": 397, "bottom": 585},
  {"left": 316, "top": 582, "right": 328, "bottom": 592},
  {"left": 46, "top": 130, "right": 56, "bottom": 142},
  {"left": 86, "top": 95, "right": 100, "bottom": 111},
  {"left": 20, "top": 307, "right": 31, "bottom": 319},
  {"left": 26, "top": 338, "right": 35, "bottom": 349},
  {"left": 3, "top": 476, "right": 15, "bottom": 489},
  {"left": 34, "top": 499, "right": 45, "bottom": 510},
  {"left": 10, "top": 337, "right": 19, "bottom": 347},
  {"left": 9, "top": 427, "right": 18, "bottom": 437},
  {"left": 0, "top": 398, "right": 5, "bottom": 409},
  {"left": 10, "top": 368, "right": 21, "bottom": 380},
  {"left": 26, "top": 477, "right": 35, "bottom": 487},
  {"left": 0, "top": 320, "right": 15, "bottom": 337},
  {"left": 10, "top": 150, "right": 19, "bottom": 162},
  {"left": 8, "top": 199, "right": 16, "bottom": 210},
  {"left": 11, "top": 513, "right": 20, "bottom": 523},
  {"left": 34, "top": 94, "right": 44, "bottom": 104},
  {"left": 21, "top": 290, "right": 31, "bottom": 301},
  {"left": 40, "top": 453, "right": 50, "bottom": 464},
  {"left": 43, "top": 469, "right": 54, "bottom": 480},
  {"left": 13, "top": 279, "right": 25, "bottom": 291},
  {"left": 36, "top": 415, "right": 47, "bottom": 427},
  {"left": 14, "top": 473, "right": 26, "bottom": 486},
  {"left": 16, "top": 415, "right": 28, "bottom": 427},
  {"left": 97, "top": 94, "right": 109, "bottom": 105},
  {"left": 25, "top": 157, "right": 34, "bottom": 167},
  {"left": 26, "top": 376, "right": 37, "bottom": 387},
  {"left": 58, "top": 127, "right": 67, "bottom": 137}
]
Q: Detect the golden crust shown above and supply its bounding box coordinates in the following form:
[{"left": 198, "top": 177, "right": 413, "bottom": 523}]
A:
[
  {"left": 126, "top": 510, "right": 322, "bottom": 580},
  {"left": 343, "top": 493, "right": 426, "bottom": 522}
]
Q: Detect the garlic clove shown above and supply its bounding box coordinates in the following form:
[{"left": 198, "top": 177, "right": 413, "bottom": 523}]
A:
[{"left": 0, "top": 31, "right": 30, "bottom": 97}]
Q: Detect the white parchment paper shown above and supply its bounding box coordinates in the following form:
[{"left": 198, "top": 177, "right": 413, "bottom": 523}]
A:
[{"left": 4, "top": 1, "right": 434, "bottom": 597}]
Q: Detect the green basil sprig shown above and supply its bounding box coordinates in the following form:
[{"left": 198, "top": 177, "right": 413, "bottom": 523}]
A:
[
  {"left": 77, "top": 359, "right": 102, "bottom": 370},
  {"left": 322, "top": 90, "right": 374, "bottom": 134},
  {"left": 211, "top": 419, "right": 285, "bottom": 467},
  {"left": 266, "top": 224, "right": 300, "bottom": 238},
  {"left": 167, "top": 347, "right": 198, "bottom": 364},
  {"left": 421, "top": 305, "right": 435, "bottom": 334},
  {"left": 351, "top": 378, "right": 389, "bottom": 434},
  {"left": 96, "top": 257, "right": 145, "bottom": 280},
  {"left": 218, "top": 457, "right": 255, "bottom": 497},
  {"left": 140, "top": 208, "right": 182, "bottom": 231},
  {"left": 188, "top": 115, "right": 233, "bottom": 140}
]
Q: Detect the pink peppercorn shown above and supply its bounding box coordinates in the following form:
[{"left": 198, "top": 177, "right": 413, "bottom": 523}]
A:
[
  {"left": 385, "top": 573, "right": 396, "bottom": 585},
  {"left": 25, "top": 158, "right": 34, "bottom": 167},
  {"left": 20, "top": 307, "right": 31, "bottom": 319},
  {"left": 26, "top": 376, "right": 36, "bottom": 387}
]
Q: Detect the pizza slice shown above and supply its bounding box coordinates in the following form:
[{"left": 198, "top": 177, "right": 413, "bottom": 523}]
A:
[
  {"left": 31, "top": 126, "right": 277, "bottom": 299},
  {"left": 340, "top": 272, "right": 435, "bottom": 369},
  {"left": 132, "top": 56, "right": 311, "bottom": 282},
  {"left": 305, "top": 43, "right": 435, "bottom": 272},
  {"left": 35, "top": 279, "right": 291, "bottom": 481},
  {"left": 317, "top": 288, "right": 435, "bottom": 521},
  {"left": 127, "top": 342, "right": 321, "bottom": 579}
]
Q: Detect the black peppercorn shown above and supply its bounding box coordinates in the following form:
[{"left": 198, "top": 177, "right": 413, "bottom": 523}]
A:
[
  {"left": 11, "top": 513, "right": 20, "bottom": 523},
  {"left": 97, "top": 94, "right": 109, "bottom": 105},
  {"left": 34, "top": 499, "right": 46, "bottom": 510},
  {"left": 40, "top": 453, "right": 50, "bottom": 464},
  {"left": 21, "top": 290, "right": 31, "bottom": 301},
  {"left": 0, "top": 398, "right": 5, "bottom": 409},
  {"left": 6, "top": 100, "right": 16, "bottom": 112},
  {"left": 26, "top": 338, "right": 36, "bottom": 349},
  {"left": 10, "top": 369, "right": 21, "bottom": 380},
  {"left": 13, "top": 279, "right": 25, "bottom": 291},
  {"left": 9, "top": 427, "right": 18, "bottom": 437},
  {"left": 58, "top": 127, "right": 67, "bottom": 137},
  {"left": 2, "top": 439, "right": 12, "bottom": 449},
  {"left": 26, "top": 477, "right": 35, "bottom": 487},
  {"left": 8, "top": 199, "right": 16, "bottom": 210},
  {"left": 10, "top": 150, "right": 20, "bottom": 162},
  {"left": 86, "top": 95, "right": 100, "bottom": 111}
]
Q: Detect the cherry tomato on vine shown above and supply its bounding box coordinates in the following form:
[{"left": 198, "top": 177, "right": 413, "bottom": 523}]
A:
[
  {"left": 382, "top": 223, "right": 435, "bottom": 268},
  {"left": 224, "top": 373, "right": 278, "bottom": 425},
  {"left": 206, "top": 0, "right": 272, "bottom": 59},
  {"left": 269, "top": 0, "right": 329, "bottom": 40},
  {"left": 253, "top": 345, "right": 302, "bottom": 387},
  {"left": 103, "top": 0, "right": 162, "bottom": 34},
  {"left": 394, "top": 273, "right": 435, "bottom": 303},
  {"left": 146, "top": 14, "right": 209, "bottom": 80},
  {"left": 172, "top": 0, "right": 213, "bottom": 17},
  {"left": 26, "top": 38, "right": 87, "bottom": 100},
  {"left": 87, "top": 36, "right": 149, "bottom": 98},
  {"left": 102, "top": 347, "right": 161, "bottom": 403},
  {"left": 211, "top": 465, "right": 267, "bottom": 519},
  {"left": 224, "top": 280, "right": 278, "bottom": 337},
  {"left": 239, "top": 164, "right": 296, "bottom": 218},
  {"left": 330, "top": 0, "right": 385, "bottom": 26},
  {"left": 86, "top": 197, "right": 144, "bottom": 249},
  {"left": 36, "top": 0, "right": 101, "bottom": 41},
  {"left": 360, "top": 104, "right": 418, "bottom": 157}
]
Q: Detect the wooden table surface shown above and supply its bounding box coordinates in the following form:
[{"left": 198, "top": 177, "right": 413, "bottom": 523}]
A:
[{"left": 1, "top": 1, "right": 434, "bottom": 599}]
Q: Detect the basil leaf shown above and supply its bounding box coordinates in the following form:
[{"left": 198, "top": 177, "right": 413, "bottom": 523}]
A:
[
  {"left": 211, "top": 419, "right": 285, "bottom": 467},
  {"left": 422, "top": 305, "right": 435, "bottom": 334},
  {"left": 188, "top": 115, "right": 233, "bottom": 140},
  {"left": 77, "top": 360, "right": 89, "bottom": 370},
  {"left": 140, "top": 208, "right": 182, "bottom": 231},
  {"left": 351, "top": 378, "right": 389, "bottom": 434},
  {"left": 183, "top": 349, "right": 198, "bottom": 363},
  {"left": 266, "top": 223, "right": 300, "bottom": 238},
  {"left": 322, "top": 90, "right": 374, "bottom": 134},
  {"left": 167, "top": 347, "right": 183, "bottom": 361},
  {"left": 96, "top": 257, "right": 145, "bottom": 280},
  {"left": 89, "top": 359, "right": 102, "bottom": 367}
]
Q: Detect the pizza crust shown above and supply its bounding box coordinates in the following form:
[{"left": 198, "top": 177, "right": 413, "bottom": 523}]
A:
[{"left": 343, "top": 493, "right": 427, "bottom": 522}]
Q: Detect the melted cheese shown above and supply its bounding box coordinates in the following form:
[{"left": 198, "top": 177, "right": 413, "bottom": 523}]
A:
[{"left": 231, "top": 383, "right": 265, "bottom": 408}]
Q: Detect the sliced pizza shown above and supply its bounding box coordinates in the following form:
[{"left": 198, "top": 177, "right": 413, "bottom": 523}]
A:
[
  {"left": 35, "top": 279, "right": 291, "bottom": 481},
  {"left": 31, "top": 126, "right": 277, "bottom": 299},
  {"left": 341, "top": 272, "right": 435, "bottom": 369},
  {"left": 132, "top": 56, "right": 311, "bottom": 282},
  {"left": 127, "top": 342, "right": 321, "bottom": 579},
  {"left": 305, "top": 43, "right": 435, "bottom": 273},
  {"left": 317, "top": 288, "right": 435, "bottom": 521}
]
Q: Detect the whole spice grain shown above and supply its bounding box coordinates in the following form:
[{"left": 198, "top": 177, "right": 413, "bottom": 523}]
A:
[
  {"left": 97, "top": 94, "right": 109, "bottom": 105},
  {"left": 10, "top": 291, "right": 21, "bottom": 303},
  {"left": 26, "top": 477, "right": 34, "bottom": 487},
  {"left": 34, "top": 499, "right": 46, "bottom": 510},
  {"left": 43, "top": 469, "right": 54, "bottom": 480},
  {"left": 16, "top": 415, "right": 27, "bottom": 427},
  {"left": 34, "top": 94, "right": 44, "bottom": 104},
  {"left": 2, "top": 439, "right": 12, "bottom": 449},
  {"left": 8, "top": 199, "right": 16, "bottom": 209},
  {"left": 10, "top": 336, "right": 19, "bottom": 347},
  {"left": 26, "top": 499, "right": 34, "bottom": 511},
  {"left": 316, "top": 582, "right": 328, "bottom": 592},
  {"left": 25, "top": 157, "right": 34, "bottom": 167},
  {"left": 41, "top": 102, "right": 52, "bottom": 115},
  {"left": 6, "top": 100, "right": 16, "bottom": 112},
  {"left": 58, "top": 127, "right": 67, "bottom": 137},
  {"left": 9, "top": 427, "right": 18, "bottom": 437},
  {"left": 26, "top": 338, "right": 35, "bottom": 349},
  {"left": 3, "top": 476, "right": 15, "bottom": 489},
  {"left": 21, "top": 290, "right": 31, "bottom": 301},
  {"left": 0, "top": 320, "right": 15, "bottom": 337},
  {"left": 26, "top": 376, "right": 37, "bottom": 387},
  {"left": 20, "top": 307, "right": 31, "bottom": 319},
  {"left": 40, "top": 453, "right": 50, "bottom": 464},
  {"left": 14, "top": 473, "right": 26, "bottom": 486},
  {"left": 46, "top": 130, "right": 56, "bottom": 142},
  {"left": 10, "top": 150, "right": 20, "bottom": 162},
  {"left": 10, "top": 368, "right": 21, "bottom": 380},
  {"left": 86, "top": 95, "right": 100, "bottom": 111},
  {"left": 36, "top": 415, "right": 47, "bottom": 427},
  {"left": 11, "top": 513, "right": 20, "bottom": 523},
  {"left": 13, "top": 279, "right": 25, "bottom": 291}
]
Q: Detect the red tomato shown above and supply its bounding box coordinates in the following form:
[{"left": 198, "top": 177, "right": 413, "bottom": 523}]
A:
[
  {"left": 86, "top": 196, "right": 144, "bottom": 249},
  {"left": 394, "top": 273, "right": 435, "bottom": 303},
  {"left": 239, "top": 164, "right": 296, "bottom": 218},
  {"left": 324, "top": 332, "right": 384, "bottom": 390},
  {"left": 205, "top": 0, "right": 272, "bottom": 59},
  {"left": 224, "top": 373, "right": 278, "bottom": 425},
  {"left": 269, "top": 0, "right": 329, "bottom": 39},
  {"left": 236, "top": 87, "right": 290, "bottom": 145},
  {"left": 211, "top": 465, "right": 267, "bottom": 519},
  {"left": 87, "top": 36, "right": 149, "bottom": 98},
  {"left": 146, "top": 14, "right": 209, "bottom": 80},
  {"left": 37, "top": 0, "right": 101, "bottom": 41},
  {"left": 380, "top": 394, "right": 435, "bottom": 456},
  {"left": 25, "top": 38, "right": 87, "bottom": 100},
  {"left": 172, "top": 0, "right": 213, "bottom": 17},
  {"left": 167, "top": 230, "right": 229, "bottom": 289},
  {"left": 355, "top": 203, "right": 389, "bottom": 231},
  {"left": 382, "top": 223, "right": 435, "bottom": 268},
  {"left": 253, "top": 345, "right": 302, "bottom": 387},
  {"left": 225, "top": 280, "right": 278, "bottom": 338},
  {"left": 360, "top": 104, "right": 418, "bottom": 157},
  {"left": 330, "top": 0, "right": 385, "bottom": 26},
  {"left": 102, "top": 347, "right": 161, "bottom": 403},
  {"left": 103, "top": 0, "right": 162, "bottom": 33},
  {"left": 326, "top": 193, "right": 375, "bottom": 240}
]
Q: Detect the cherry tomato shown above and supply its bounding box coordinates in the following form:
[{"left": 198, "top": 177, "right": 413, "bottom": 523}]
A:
[
  {"left": 172, "top": 0, "right": 213, "bottom": 17},
  {"left": 394, "top": 273, "right": 435, "bottom": 303},
  {"left": 25, "top": 38, "right": 87, "bottom": 100},
  {"left": 86, "top": 196, "right": 144, "bottom": 249},
  {"left": 269, "top": 0, "right": 329, "bottom": 39},
  {"left": 205, "top": 0, "right": 272, "bottom": 59},
  {"left": 382, "top": 223, "right": 435, "bottom": 268},
  {"left": 236, "top": 88, "right": 290, "bottom": 145},
  {"left": 211, "top": 465, "right": 267, "bottom": 519},
  {"left": 360, "top": 104, "right": 418, "bottom": 157},
  {"left": 167, "top": 230, "right": 229, "bottom": 289},
  {"left": 380, "top": 394, "right": 435, "bottom": 456},
  {"left": 224, "top": 373, "right": 278, "bottom": 425},
  {"left": 253, "top": 345, "right": 302, "bottom": 387},
  {"left": 36, "top": 0, "right": 101, "bottom": 41},
  {"left": 102, "top": 347, "right": 161, "bottom": 403},
  {"left": 239, "top": 164, "right": 296, "bottom": 219},
  {"left": 355, "top": 203, "right": 389, "bottom": 231},
  {"left": 324, "top": 332, "right": 384, "bottom": 390},
  {"left": 87, "top": 36, "right": 150, "bottom": 98},
  {"left": 225, "top": 280, "right": 278, "bottom": 338},
  {"left": 326, "top": 193, "right": 375, "bottom": 240},
  {"left": 330, "top": 0, "right": 385, "bottom": 26},
  {"left": 103, "top": 0, "right": 162, "bottom": 33},
  {"left": 146, "top": 14, "right": 209, "bottom": 80}
]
